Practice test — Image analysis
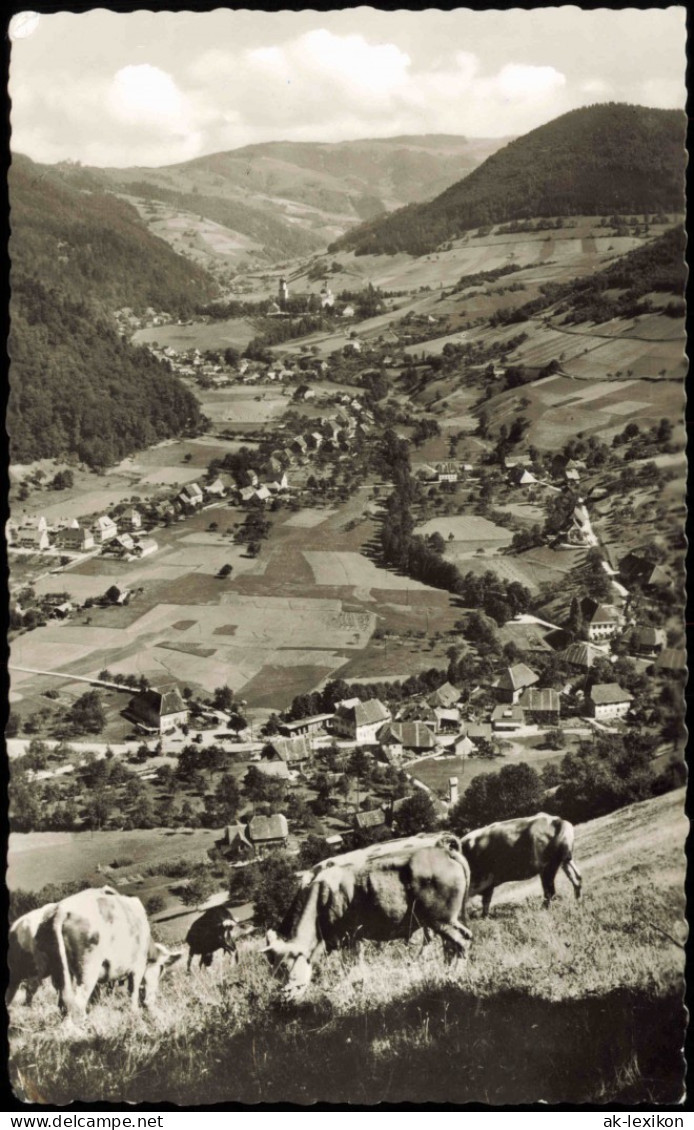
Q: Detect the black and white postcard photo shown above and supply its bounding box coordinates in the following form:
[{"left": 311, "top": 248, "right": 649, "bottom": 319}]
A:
[{"left": 5, "top": 6, "right": 688, "bottom": 1107}]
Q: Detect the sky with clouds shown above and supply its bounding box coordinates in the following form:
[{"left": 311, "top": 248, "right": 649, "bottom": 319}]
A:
[{"left": 8, "top": 7, "right": 687, "bottom": 168}]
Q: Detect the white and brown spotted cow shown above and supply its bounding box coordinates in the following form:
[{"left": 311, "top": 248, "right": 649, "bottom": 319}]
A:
[{"left": 34, "top": 886, "right": 182, "bottom": 1022}]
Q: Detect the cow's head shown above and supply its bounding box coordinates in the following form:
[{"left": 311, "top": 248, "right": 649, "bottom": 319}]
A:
[
  {"left": 143, "top": 942, "right": 184, "bottom": 1004},
  {"left": 261, "top": 929, "right": 312, "bottom": 1002}
]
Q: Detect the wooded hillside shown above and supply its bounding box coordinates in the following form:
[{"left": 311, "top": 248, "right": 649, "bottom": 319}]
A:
[{"left": 332, "top": 105, "right": 686, "bottom": 257}]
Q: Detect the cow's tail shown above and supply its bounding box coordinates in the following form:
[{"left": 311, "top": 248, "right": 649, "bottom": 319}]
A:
[
  {"left": 51, "top": 905, "right": 75, "bottom": 1018},
  {"left": 553, "top": 817, "right": 582, "bottom": 900},
  {"left": 444, "top": 841, "right": 472, "bottom": 929}
]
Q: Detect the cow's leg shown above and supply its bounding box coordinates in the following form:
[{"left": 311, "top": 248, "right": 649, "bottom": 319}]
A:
[
  {"left": 541, "top": 863, "right": 560, "bottom": 909},
  {"left": 436, "top": 921, "right": 472, "bottom": 973},
  {"left": 481, "top": 887, "right": 494, "bottom": 918},
  {"left": 5, "top": 974, "right": 21, "bottom": 1008},
  {"left": 128, "top": 969, "right": 144, "bottom": 1012},
  {"left": 562, "top": 859, "right": 583, "bottom": 900},
  {"left": 187, "top": 950, "right": 193, "bottom": 973},
  {"left": 23, "top": 978, "right": 42, "bottom": 1006}
]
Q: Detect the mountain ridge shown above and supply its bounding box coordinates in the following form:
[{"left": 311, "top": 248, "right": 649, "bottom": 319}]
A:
[{"left": 331, "top": 104, "right": 686, "bottom": 257}]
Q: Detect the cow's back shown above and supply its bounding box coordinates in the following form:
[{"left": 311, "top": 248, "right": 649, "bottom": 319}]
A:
[
  {"left": 54, "top": 888, "right": 151, "bottom": 984},
  {"left": 317, "top": 845, "right": 469, "bottom": 943},
  {"left": 462, "top": 814, "right": 571, "bottom": 887}
]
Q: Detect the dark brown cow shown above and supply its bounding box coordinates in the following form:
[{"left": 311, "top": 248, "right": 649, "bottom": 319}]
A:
[
  {"left": 460, "top": 813, "right": 582, "bottom": 916},
  {"left": 185, "top": 906, "right": 242, "bottom": 971},
  {"left": 263, "top": 840, "right": 472, "bottom": 1001}
]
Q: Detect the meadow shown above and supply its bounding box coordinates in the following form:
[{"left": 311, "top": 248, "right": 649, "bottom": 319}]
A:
[{"left": 9, "top": 789, "right": 687, "bottom": 1106}]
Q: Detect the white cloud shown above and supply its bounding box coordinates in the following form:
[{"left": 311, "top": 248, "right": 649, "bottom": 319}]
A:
[
  {"left": 107, "top": 65, "right": 192, "bottom": 131},
  {"left": 10, "top": 19, "right": 683, "bottom": 167}
]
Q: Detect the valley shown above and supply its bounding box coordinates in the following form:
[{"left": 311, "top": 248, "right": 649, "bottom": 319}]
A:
[{"left": 7, "top": 99, "right": 687, "bottom": 1107}]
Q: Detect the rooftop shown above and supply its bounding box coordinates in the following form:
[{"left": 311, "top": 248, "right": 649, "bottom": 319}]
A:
[{"left": 590, "top": 683, "right": 633, "bottom": 705}]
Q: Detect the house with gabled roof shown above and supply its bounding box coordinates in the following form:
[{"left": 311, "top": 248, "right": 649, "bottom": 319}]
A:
[
  {"left": 59, "top": 520, "right": 94, "bottom": 552},
  {"left": 580, "top": 598, "right": 622, "bottom": 642},
  {"left": 519, "top": 687, "right": 561, "bottom": 725},
  {"left": 428, "top": 682, "right": 460, "bottom": 710},
  {"left": 177, "top": 483, "right": 204, "bottom": 510},
  {"left": 354, "top": 808, "right": 386, "bottom": 832},
  {"left": 333, "top": 698, "right": 392, "bottom": 744},
  {"left": 93, "top": 515, "right": 118, "bottom": 543},
  {"left": 558, "top": 641, "right": 608, "bottom": 670},
  {"left": 248, "top": 814, "right": 289, "bottom": 857},
  {"left": 378, "top": 721, "right": 437, "bottom": 757},
  {"left": 204, "top": 478, "right": 227, "bottom": 498},
  {"left": 618, "top": 553, "right": 670, "bottom": 590},
  {"left": 632, "top": 626, "right": 666, "bottom": 658},
  {"left": 127, "top": 686, "right": 189, "bottom": 733},
  {"left": 588, "top": 683, "right": 633, "bottom": 720},
  {"left": 262, "top": 735, "right": 313, "bottom": 769},
  {"left": 492, "top": 663, "right": 539, "bottom": 704}
]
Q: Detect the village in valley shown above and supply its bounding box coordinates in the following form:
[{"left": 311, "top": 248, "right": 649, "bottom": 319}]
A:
[
  {"left": 8, "top": 241, "right": 686, "bottom": 924},
  {"left": 5, "top": 8, "right": 688, "bottom": 1103}
]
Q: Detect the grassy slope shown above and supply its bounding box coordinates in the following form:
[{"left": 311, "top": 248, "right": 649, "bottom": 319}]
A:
[{"left": 10, "top": 788, "right": 686, "bottom": 1105}]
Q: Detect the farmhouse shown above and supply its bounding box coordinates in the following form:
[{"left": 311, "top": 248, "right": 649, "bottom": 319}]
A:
[
  {"left": 580, "top": 598, "right": 622, "bottom": 641},
  {"left": 491, "top": 704, "right": 526, "bottom": 732},
  {"left": 333, "top": 698, "right": 392, "bottom": 744},
  {"left": 588, "top": 683, "right": 633, "bottom": 720},
  {"left": 378, "top": 721, "right": 437, "bottom": 757},
  {"left": 93, "top": 516, "right": 118, "bottom": 544},
  {"left": 395, "top": 701, "right": 438, "bottom": 728},
  {"left": 205, "top": 478, "right": 227, "bottom": 498},
  {"left": 278, "top": 714, "right": 333, "bottom": 737},
  {"left": 262, "top": 735, "right": 313, "bottom": 769},
  {"left": 59, "top": 521, "right": 94, "bottom": 552},
  {"left": 632, "top": 626, "right": 666, "bottom": 658},
  {"left": 467, "top": 722, "right": 493, "bottom": 742},
  {"left": 222, "top": 823, "right": 254, "bottom": 860},
  {"left": 17, "top": 519, "right": 50, "bottom": 550},
  {"left": 435, "top": 462, "right": 459, "bottom": 483},
  {"left": 492, "top": 663, "right": 539, "bottom": 704},
  {"left": 132, "top": 537, "right": 158, "bottom": 558},
  {"left": 178, "top": 483, "right": 204, "bottom": 510},
  {"left": 449, "top": 734, "right": 475, "bottom": 758},
  {"left": 428, "top": 682, "right": 461, "bottom": 709},
  {"left": 354, "top": 808, "right": 386, "bottom": 832},
  {"left": 433, "top": 707, "right": 461, "bottom": 732},
  {"left": 558, "top": 641, "right": 609, "bottom": 670},
  {"left": 519, "top": 687, "right": 561, "bottom": 725},
  {"left": 619, "top": 553, "right": 670, "bottom": 590},
  {"left": 127, "top": 687, "right": 189, "bottom": 733},
  {"left": 248, "top": 814, "right": 289, "bottom": 857}
]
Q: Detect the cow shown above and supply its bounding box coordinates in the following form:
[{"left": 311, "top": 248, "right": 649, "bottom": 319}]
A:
[
  {"left": 34, "top": 886, "right": 182, "bottom": 1022},
  {"left": 459, "top": 813, "right": 582, "bottom": 917},
  {"left": 7, "top": 902, "right": 59, "bottom": 1007},
  {"left": 262, "top": 840, "right": 472, "bottom": 1002},
  {"left": 185, "top": 905, "right": 245, "bottom": 971}
]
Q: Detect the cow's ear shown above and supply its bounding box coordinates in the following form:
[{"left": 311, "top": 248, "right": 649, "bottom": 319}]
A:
[{"left": 165, "top": 951, "right": 184, "bottom": 967}]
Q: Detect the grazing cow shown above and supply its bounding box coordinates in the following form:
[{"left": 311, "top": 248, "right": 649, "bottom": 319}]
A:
[
  {"left": 7, "top": 902, "right": 59, "bottom": 1007},
  {"left": 186, "top": 905, "right": 243, "bottom": 971},
  {"left": 263, "top": 841, "right": 472, "bottom": 1001},
  {"left": 460, "top": 813, "right": 582, "bottom": 916},
  {"left": 34, "top": 886, "right": 182, "bottom": 1022}
]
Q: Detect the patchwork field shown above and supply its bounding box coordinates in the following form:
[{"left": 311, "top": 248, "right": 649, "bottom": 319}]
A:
[
  {"left": 132, "top": 317, "right": 258, "bottom": 352},
  {"left": 7, "top": 828, "right": 220, "bottom": 893}
]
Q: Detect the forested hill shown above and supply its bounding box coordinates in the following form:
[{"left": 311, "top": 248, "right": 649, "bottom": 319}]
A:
[
  {"left": 332, "top": 104, "right": 686, "bottom": 257},
  {"left": 9, "top": 154, "right": 217, "bottom": 314},
  {"left": 8, "top": 155, "right": 210, "bottom": 466}
]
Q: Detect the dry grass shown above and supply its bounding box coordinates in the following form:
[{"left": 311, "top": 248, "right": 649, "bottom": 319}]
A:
[{"left": 8, "top": 790, "right": 687, "bottom": 1105}]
